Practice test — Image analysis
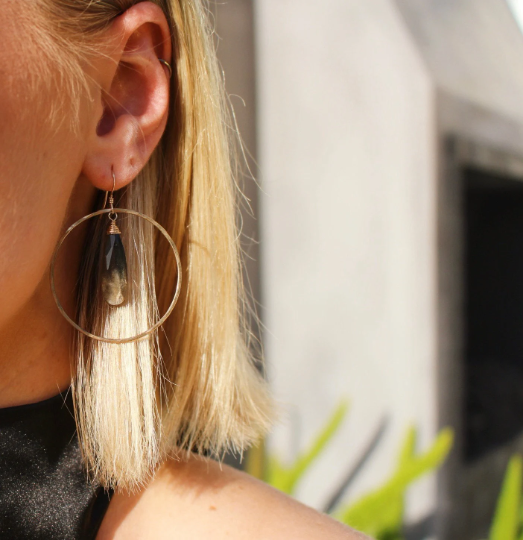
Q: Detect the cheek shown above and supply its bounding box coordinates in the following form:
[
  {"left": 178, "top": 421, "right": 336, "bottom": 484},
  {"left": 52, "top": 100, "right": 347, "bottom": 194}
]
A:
[{"left": 0, "top": 70, "right": 87, "bottom": 328}]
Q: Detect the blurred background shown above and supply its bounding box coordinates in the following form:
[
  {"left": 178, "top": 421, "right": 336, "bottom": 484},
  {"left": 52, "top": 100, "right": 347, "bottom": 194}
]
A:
[{"left": 212, "top": 1, "right": 523, "bottom": 538}]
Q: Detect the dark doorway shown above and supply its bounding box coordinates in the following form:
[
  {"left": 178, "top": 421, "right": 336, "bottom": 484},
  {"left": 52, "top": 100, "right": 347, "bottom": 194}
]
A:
[{"left": 464, "top": 166, "right": 523, "bottom": 462}]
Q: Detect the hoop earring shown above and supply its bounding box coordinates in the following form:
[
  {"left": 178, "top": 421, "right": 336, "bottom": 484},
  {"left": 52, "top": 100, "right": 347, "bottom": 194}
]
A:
[
  {"left": 158, "top": 58, "right": 173, "bottom": 78},
  {"left": 49, "top": 167, "right": 182, "bottom": 344}
]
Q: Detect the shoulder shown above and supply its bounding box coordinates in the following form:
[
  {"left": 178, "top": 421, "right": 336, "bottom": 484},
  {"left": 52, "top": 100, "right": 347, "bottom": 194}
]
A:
[{"left": 96, "top": 453, "right": 370, "bottom": 540}]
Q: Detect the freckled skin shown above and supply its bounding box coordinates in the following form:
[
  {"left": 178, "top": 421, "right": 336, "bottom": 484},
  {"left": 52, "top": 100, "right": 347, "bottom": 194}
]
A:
[{"left": 97, "top": 453, "right": 370, "bottom": 539}]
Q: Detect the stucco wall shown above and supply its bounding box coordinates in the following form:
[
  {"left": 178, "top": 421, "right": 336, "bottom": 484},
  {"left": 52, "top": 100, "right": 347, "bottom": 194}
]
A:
[{"left": 255, "top": 0, "right": 437, "bottom": 523}]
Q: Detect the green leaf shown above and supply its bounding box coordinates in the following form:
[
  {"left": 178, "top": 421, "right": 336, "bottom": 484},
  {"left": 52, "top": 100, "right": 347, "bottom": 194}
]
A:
[
  {"left": 518, "top": 499, "right": 523, "bottom": 540},
  {"left": 245, "top": 439, "right": 266, "bottom": 480},
  {"left": 386, "top": 426, "right": 418, "bottom": 531},
  {"left": 334, "top": 427, "right": 454, "bottom": 537},
  {"left": 489, "top": 454, "right": 522, "bottom": 540},
  {"left": 265, "top": 400, "right": 349, "bottom": 495}
]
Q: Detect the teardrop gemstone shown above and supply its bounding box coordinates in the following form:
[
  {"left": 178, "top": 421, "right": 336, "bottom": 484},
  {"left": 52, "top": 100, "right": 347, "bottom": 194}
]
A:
[{"left": 101, "top": 233, "right": 128, "bottom": 306}]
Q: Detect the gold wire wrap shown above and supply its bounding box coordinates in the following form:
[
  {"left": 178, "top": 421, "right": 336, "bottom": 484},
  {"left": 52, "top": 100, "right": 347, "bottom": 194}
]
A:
[
  {"left": 49, "top": 208, "right": 182, "bottom": 344},
  {"left": 107, "top": 221, "right": 121, "bottom": 235}
]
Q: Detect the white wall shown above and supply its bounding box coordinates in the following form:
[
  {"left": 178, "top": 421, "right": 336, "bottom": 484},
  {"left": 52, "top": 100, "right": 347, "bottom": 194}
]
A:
[
  {"left": 255, "top": 0, "right": 438, "bottom": 523},
  {"left": 397, "top": 0, "right": 523, "bottom": 124}
]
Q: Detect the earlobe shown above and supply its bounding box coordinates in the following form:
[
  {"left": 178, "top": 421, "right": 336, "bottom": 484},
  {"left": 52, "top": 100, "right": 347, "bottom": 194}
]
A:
[{"left": 82, "top": 1, "right": 172, "bottom": 192}]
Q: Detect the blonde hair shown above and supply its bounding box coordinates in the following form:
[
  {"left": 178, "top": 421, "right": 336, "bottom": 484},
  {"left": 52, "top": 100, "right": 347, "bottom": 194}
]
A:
[{"left": 32, "top": 0, "right": 274, "bottom": 491}]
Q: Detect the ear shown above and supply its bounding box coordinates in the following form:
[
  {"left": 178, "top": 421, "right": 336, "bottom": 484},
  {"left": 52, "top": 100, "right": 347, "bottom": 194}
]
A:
[{"left": 82, "top": 1, "right": 172, "bottom": 192}]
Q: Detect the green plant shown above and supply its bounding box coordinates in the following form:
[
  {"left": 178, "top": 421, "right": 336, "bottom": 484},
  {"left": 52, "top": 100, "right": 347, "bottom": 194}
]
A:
[
  {"left": 264, "top": 400, "right": 349, "bottom": 495},
  {"left": 488, "top": 454, "right": 523, "bottom": 540},
  {"left": 335, "top": 426, "right": 453, "bottom": 539},
  {"left": 249, "top": 400, "right": 454, "bottom": 539}
]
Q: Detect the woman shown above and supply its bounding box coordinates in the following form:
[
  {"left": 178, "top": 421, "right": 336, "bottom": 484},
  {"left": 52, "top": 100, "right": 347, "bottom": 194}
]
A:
[{"left": 0, "top": 0, "right": 367, "bottom": 538}]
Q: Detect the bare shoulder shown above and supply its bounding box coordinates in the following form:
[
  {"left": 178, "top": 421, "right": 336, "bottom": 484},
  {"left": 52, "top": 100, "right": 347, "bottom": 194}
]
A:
[{"left": 96, "top": 453, "right": 371, "bottom": 540}]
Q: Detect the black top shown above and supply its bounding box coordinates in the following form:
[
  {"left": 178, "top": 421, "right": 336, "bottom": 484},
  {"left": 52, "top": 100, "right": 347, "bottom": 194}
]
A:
[{"left": 0, "top": 388, "right": 113, "bottom": 539}]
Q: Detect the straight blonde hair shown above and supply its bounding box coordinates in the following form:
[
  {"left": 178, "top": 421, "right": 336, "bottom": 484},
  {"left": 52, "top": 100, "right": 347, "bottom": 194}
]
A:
[{"left": 32, "top": 0, "right": 274, "bottom": 491}]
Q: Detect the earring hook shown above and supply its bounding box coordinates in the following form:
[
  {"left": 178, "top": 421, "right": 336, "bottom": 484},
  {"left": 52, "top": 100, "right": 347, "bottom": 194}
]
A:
[
  {"left": 102, "top": 166, "right": 117, "bottom": 216},
  {"left": 111, "top": 166, "right": 116, "bottom": 195}
]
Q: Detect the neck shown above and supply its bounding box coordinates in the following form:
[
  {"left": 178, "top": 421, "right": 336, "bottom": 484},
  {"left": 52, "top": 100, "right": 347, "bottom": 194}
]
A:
[
  {"left": 0, "top": 277, "right": 73, "bottom": 408},
  {"left": 0, "top": 177, "right": 98, "bottom": 409}
]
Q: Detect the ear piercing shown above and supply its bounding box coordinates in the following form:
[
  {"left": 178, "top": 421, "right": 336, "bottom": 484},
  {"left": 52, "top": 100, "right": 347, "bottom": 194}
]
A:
[{"left": 158, "top": 58, "right": 172, "bottom": 78}]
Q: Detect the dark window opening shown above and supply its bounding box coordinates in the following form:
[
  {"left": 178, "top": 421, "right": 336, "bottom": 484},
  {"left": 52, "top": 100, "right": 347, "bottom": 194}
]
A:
[{"left": 464, "top": 166, "right": 523, "bottom": 462}]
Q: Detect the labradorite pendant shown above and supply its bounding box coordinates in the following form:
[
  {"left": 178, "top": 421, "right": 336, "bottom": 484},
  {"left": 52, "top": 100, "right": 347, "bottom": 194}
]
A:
[{"left": 101, "top": 231, "right": 128, "bottom": 306}]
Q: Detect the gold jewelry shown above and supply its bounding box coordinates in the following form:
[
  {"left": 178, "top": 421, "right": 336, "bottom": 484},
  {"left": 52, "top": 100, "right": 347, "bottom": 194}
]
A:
[
  {"left": 49, "top": 168, "right": 182, "bottom": 344},
  {"left": 158, "top": 58, "right": 172, "bottom": 78}
]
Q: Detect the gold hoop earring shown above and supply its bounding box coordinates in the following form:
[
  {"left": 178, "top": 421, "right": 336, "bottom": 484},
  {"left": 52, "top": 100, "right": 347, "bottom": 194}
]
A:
[
  {"left": 49, "top": 167, "right": 182, "bottom": 344},
  {"left": 158, "top": 58, "right": 172, "bottom": 78}
]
